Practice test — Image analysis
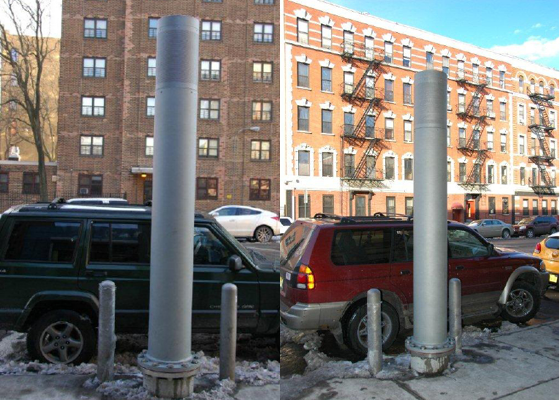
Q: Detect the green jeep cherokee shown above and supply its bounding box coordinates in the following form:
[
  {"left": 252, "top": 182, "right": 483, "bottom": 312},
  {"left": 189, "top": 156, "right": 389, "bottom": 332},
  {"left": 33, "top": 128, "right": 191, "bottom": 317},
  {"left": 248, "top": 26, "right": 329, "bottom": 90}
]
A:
[{"left": 0, "top": 202, "right": 279, "bottom": 364}]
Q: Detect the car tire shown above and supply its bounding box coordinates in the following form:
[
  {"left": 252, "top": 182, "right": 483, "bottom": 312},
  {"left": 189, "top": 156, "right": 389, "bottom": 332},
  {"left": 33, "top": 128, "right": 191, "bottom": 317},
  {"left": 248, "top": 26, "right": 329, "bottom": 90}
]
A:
[
  {"left": 526, "top": 229, "right": 535, "bottom": 238},
  {"left": 345, "top": 302, "right": 399, "bottom": 358},
  {"left": 502, "top": 229, "right": 511, "bottom": 239},
  {"left": 27, "top": 310, "right": 96, "bottom": 365},
  {"left": 500, "top": 281, "right": 540, "bottom": 324},
  {"left": 254, "top": 226, "right": 273, "bottom": 243}
]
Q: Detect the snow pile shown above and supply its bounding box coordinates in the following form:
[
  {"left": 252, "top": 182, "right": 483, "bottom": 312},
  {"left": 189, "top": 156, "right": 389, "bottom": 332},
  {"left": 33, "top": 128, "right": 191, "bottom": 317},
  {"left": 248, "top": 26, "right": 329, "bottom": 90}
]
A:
[
  {"left": 0, "top": 332, "right": 26, "bottom": 362},
  {"left": 280, "top": 324, "right": 322, "bottom": 350}
]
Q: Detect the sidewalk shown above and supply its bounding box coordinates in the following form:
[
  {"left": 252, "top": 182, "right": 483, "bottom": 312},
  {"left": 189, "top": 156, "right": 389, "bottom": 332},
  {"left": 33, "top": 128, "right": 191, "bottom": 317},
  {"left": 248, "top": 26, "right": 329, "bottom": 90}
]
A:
[{"left": 287, "top": 321, "right": 559, "bottom": 400}]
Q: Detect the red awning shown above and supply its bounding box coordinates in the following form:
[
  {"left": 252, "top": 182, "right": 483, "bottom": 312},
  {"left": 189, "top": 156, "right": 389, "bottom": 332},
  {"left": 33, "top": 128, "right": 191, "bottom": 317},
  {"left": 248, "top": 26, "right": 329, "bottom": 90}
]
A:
[{"left": 451, "top": 202, "right": 464, "bottom": 210}]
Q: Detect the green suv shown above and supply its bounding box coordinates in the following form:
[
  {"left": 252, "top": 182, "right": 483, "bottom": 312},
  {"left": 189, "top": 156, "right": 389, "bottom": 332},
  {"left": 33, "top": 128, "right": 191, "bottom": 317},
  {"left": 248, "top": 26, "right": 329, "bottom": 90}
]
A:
[{"left": 0, "top": 201, "right": 279, "bottom": 364}]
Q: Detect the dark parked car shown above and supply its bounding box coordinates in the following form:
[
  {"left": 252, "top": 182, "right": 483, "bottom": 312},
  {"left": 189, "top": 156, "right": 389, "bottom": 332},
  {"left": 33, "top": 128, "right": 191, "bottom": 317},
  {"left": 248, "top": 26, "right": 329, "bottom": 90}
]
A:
[
  {"left": 0, "top": 202, "right": 279, "bottom": 364},
  {"left": 280, "top": 213, "right": 548, "bottom": 357},
  {"left": 513, "top": 216, "right": 558, "bottom": 238}
]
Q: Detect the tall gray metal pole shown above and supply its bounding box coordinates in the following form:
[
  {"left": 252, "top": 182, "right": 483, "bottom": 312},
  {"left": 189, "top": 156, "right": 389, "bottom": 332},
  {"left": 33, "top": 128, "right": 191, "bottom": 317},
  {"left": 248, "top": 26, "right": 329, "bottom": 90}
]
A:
[
  {"left": 449, "top": 278, "right": 462, "bottom": 355},
  {"left": 220, "top": 284, "right": 237, "bottom": 381},
  {"left": 367, "top": 289, "right": 382, "bottom": 375},
  {"left": 97, "top": 280, "right": 116, "bottom": 383},
  {"left": 137, "top": 15, "right": 200, "bottom": 398},
  {"left": 405, "top": 70, "right": 454, "bottom": 374}
]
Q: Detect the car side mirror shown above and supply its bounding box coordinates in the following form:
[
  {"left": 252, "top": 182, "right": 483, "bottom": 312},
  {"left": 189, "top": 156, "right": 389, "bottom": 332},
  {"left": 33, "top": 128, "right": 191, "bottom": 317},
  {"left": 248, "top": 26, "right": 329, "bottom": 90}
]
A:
[
  {"left": 488, "top": 243, "right": 495, "bottom": 255},
  {"left": 228, "top": 255, "right": 243, "bottom": 272}
]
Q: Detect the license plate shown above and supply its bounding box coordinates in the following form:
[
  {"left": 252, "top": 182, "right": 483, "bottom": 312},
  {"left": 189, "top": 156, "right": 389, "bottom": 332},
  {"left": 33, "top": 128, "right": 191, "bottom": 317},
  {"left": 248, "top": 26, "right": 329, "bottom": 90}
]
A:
[{"left": 550, "top": 274, "right": 558, "bottom": 283}]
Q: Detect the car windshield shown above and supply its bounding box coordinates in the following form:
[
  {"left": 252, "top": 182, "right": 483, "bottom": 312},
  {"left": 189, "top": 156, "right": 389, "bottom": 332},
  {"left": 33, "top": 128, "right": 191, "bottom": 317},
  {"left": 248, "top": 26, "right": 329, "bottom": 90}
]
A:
[{"left": 518, "top": 218, "right": 534, "bottom": 225}]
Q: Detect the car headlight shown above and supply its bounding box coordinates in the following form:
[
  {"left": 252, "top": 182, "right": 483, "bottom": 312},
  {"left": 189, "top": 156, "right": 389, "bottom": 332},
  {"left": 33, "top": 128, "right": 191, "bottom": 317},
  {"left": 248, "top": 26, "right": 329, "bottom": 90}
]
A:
[{"left": 519, "top": 226, "right": 526, "bottom": 230}]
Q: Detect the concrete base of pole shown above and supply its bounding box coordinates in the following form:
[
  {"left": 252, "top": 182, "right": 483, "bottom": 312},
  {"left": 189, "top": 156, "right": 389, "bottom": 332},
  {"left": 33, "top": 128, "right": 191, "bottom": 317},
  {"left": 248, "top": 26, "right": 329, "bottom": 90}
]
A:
[
  {"left": 405, "top": 336, "right": 455, "bottom": 375},
  {"left": 138, "top": 351, "right": 200, "bottom": 399}
]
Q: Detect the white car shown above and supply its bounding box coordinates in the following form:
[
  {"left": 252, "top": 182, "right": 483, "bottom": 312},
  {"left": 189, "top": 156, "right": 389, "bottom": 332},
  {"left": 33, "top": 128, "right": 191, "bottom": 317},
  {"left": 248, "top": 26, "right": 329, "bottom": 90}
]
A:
[
  {"left": 279, "top": 217, "right": 294, "bottom": 235},
  {"left": 209, "top": 205, "right": 281, "bottom": 242}
]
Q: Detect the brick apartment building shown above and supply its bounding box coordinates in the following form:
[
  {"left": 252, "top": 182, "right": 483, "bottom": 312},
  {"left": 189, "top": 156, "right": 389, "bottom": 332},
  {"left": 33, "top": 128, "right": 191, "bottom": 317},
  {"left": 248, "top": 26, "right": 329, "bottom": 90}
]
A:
[
  {"left": 281, "top": 0, "right": 559, "bottom": 223},
  {"left": 57, "top": 0, "right": 279, "bottom": 212}
]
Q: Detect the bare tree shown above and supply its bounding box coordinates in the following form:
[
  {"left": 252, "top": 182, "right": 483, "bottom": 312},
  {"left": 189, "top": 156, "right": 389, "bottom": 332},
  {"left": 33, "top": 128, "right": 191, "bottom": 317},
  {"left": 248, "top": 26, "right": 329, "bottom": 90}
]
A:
[{"left": 0, "top": 0, "right": 58, "bottom": 200}]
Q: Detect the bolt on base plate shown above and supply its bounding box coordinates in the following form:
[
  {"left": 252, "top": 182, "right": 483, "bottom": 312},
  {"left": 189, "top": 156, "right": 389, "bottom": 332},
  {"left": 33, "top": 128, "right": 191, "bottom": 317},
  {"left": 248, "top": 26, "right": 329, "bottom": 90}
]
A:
[
  {"left": 138, "top": 351, "right": 200, "bottom": 399},
  {"left": 405, "top": 336, "right": 455, "bottom": 375}
]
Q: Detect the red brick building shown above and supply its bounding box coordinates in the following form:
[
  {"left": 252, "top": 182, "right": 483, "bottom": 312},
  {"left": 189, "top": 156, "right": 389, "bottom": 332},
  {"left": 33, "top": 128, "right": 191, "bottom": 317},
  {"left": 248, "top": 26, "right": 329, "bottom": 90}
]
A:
[
  {"left": 57, "top": 0, "right": 279, "bottom": 212},
  {"left": 280, "top": 0, "right": 559, "bottom": 223}
]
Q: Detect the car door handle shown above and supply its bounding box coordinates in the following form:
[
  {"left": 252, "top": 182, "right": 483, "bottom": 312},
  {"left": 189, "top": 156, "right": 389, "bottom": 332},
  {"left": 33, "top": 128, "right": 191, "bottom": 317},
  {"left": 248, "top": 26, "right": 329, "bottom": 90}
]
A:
[
  {"left": 400, "top": 269, "right": 411, "bottom": 275},
  {"left": 86, "top": 270, "right": 108, "bottom": 277},
  {"left": 456, "top": 265, "right": 465, "bottom": 271}
]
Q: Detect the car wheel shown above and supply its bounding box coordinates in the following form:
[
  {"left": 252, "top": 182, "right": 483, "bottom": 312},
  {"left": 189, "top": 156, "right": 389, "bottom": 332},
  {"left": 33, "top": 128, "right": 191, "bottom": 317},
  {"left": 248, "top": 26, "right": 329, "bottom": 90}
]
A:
[
  {"left": 502, "top": 229, "right": 511, "bottom": 239},
  {"left": 500, "top": 282, "right": 540, "bottom": 324},
  {"left": 345, "top": 302, "right": 399, "bottom": 358},
  {"left": 27, "top": 310, "right": 96, "bottom": 365},
  {"left": 254, "top": 226, "right": 273, "bottom": 243},
  {"left": 551, "top": 228, "right": 558, "bottom": 234},
  {"left": 526, "top": 229, "right": 535, "bottom": 238}
]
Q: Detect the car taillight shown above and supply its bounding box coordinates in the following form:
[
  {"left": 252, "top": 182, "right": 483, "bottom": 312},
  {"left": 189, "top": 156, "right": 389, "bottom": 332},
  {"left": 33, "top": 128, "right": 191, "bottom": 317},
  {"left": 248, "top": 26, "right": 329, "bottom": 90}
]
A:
[
  {"left": 296, "top": 265, "right": 315, "bottom": 290},
  {"left": 535, "top": 242, "right": 541, "bottom": 254},
  {"left": 272, "top": 216, "right": 280, "bottom": 221}
]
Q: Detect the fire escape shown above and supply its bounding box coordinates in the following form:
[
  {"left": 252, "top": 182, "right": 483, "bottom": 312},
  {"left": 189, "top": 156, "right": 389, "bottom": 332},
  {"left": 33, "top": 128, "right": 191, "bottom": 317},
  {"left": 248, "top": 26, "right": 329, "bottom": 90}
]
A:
[
  {"left": 339, "top": 40, "right": 385, "bottom": 187},
  {"left": 456, "top": 73, "right": 490, "bottom": 191},
  {"left": 527, "top": 87, "right": 556, "bottom": 195}
]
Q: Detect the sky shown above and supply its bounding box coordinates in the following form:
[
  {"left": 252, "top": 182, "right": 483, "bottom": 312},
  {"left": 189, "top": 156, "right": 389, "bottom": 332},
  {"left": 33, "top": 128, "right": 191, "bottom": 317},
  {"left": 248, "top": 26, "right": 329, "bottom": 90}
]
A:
[{"left": 329, "top": 0, "right": 560, "bottom": 70}]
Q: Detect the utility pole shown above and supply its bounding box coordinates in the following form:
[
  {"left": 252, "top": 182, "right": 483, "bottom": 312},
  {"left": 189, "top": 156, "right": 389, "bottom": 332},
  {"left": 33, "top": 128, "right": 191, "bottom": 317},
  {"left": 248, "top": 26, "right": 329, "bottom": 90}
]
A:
[
  {"left": 405, "top": 70, "right": 455, "bottom": 375},
  {"left": 137, "top": 15, "right": 200, "bottom": 398}
]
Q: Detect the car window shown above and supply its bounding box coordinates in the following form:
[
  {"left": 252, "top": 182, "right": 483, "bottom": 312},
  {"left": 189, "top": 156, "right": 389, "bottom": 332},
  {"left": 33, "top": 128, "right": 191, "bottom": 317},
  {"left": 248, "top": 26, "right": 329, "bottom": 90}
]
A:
[
  {"left": 4, "top": 220, "right": 82, "bottom": 263},
  {"left": 217, "top": 207, "right": 237, "bottom": 216},
  {"left": 448, "top": 228, "right": 490, "bottom": 259},
  {"left": 237, "top": 208, "right": 260, "bottom": 216},
  {"left": 280, "top": 218, "right": 292, "bottom": 227},
  {"left": 545, "top": 237, "right": 559, "bottom": 250},
  {"left": 90, "top": 222, "right": 151, "bottom": 264},
  {"left": 332, "top": 228, "right": 392, "bottom": 266},
  {"left": 393, "top": 228, "right": 413, "bottom": 262},
  {"left": 193, "top": 226, "right": 233, "bottom": 265}
]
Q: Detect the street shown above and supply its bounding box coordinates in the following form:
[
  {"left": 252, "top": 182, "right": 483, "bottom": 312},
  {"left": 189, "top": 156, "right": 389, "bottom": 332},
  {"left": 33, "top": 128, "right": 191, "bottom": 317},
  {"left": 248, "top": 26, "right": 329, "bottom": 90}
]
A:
[{"left": 242, "top": 238, "right": 281, "bottom": 262}]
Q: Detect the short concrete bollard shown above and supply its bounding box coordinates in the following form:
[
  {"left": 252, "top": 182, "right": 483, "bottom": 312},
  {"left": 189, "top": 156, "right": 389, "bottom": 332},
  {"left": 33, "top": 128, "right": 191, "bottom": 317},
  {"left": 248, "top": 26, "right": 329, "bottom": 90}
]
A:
[
  {"left": 97, "top": 280, "right": 116, "bottom": 382},
  {"left": 449, "top": 278, "right": 462, "bottom": 355},
  {"left": 220, "top": 283, "right": 237, "bottom": 381},
  {"left": 367, "top": 288, "right": 383, "bottom": 375}
]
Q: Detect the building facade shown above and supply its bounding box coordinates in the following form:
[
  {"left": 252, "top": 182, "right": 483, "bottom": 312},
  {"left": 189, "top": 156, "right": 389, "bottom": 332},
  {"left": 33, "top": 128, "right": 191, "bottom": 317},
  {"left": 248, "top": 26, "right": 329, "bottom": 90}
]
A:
[
  {"left": 281, "top": 0, "right": 559, "bottom": 223},
  {"left": 57, "top": 0, "right": 279, "bottom": 211}
]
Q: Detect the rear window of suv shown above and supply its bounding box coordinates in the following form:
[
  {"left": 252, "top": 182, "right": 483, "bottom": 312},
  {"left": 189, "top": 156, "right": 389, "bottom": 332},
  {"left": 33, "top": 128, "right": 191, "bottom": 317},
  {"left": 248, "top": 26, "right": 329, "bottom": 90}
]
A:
[{"left": 280, "top": 223, "right": 315, "bottom": 266}]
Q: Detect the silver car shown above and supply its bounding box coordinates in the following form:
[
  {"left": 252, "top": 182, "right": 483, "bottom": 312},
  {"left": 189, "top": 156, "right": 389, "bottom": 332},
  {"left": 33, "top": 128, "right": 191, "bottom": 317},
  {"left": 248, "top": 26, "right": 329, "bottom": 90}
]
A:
[{"left": 468, "top": 219, "right": 513, "bottom": 239}]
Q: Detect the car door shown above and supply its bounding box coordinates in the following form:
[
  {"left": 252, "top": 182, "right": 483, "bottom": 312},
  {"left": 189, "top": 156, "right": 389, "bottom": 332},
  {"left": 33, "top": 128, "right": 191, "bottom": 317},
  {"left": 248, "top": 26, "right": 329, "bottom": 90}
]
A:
[
  {"left": 236, "top": 208, "right": 261, "bottom": 237},
  {"left": 78, "top": 219, "right": 151, "bottom": 332},
  {"left": 214, "top": 207, "right": 239, "bottom": 236},
  {"left": 389, "top": 227, "right": 414, "bottom": 305},
  {"left": 491, "top": 220, "right": 502, "bottom": 237},
  {"left": 192, "top": 223, "right": 259, "bottom": 331}
]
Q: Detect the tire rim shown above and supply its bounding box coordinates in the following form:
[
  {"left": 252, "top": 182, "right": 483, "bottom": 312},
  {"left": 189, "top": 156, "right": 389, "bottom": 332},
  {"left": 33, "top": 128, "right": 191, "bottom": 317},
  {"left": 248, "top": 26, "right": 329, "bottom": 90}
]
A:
[
  {"left": 527, "top": 230, "right": 534, "bottom": 238},
  {"left": 503, "top": 230, "right": 510, "bottom": 238},
  {"left": 256, "top": 227, "right": 272, "bottom": 242},
  {"left": 505, "top": 289, "right": 534, "bottom": 318},
  {"left": 357, "top": 311, "right": 392, "bottom": 349},
  {"left": 39, "top": 321, "right": 84, "bottom": 364}
]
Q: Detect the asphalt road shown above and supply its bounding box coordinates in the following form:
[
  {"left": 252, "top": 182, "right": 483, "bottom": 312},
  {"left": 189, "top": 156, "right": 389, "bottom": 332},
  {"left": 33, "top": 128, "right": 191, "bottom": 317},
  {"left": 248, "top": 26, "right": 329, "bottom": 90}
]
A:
[{"left": 488, "top": 236, "right": 542, "bottom": 255}]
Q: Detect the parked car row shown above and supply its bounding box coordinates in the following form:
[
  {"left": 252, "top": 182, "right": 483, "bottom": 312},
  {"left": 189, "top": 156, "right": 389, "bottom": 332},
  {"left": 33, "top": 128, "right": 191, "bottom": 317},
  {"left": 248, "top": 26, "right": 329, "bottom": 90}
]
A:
[{"left": 467, "top": 216, "right": 558, "bottom": 239}]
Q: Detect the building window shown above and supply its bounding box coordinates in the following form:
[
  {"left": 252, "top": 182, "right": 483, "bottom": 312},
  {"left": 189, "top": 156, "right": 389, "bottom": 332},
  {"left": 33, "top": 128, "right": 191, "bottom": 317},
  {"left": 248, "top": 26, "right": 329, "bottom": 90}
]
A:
[
  {"left": 486, "top": 99, "right": 493, "bottom": 117},
  {"left": 543, "top": 200, "right": 548, "bottom": 215},
  {"left": 403, "top": 83, "right": 412, "bottom": 105},
  {"left": 0, "top": 173, "right": 8, "bottom": 193},
  {"left": 519, "top": 135, "right": 525, "bottom": 154},
  {"left": 487, "top": 131, "right": 494, "bottom": 151},
  {"left": 502, "top": 198, "right": 509, "bottom": 214},
  {"left": 147, "top": 57, "right": 156, "bottom": 77},
  {"left": 500, "top": 132, "right": 507, "bottom": 152},
  {"left": 201, "top": 60, "right": 221, "bottom": 81},
  {"left": 473, "top": 96, "right": 481, "bottom": 116},
  {"left": 384, "top": 79, "right": 394, "bottom": 101},
  {"left": 250, "top": 178, "right": 270, "bottom": 200},
  {"left": 551, "top": 140, "right": 557, "bottom": 158},
  {"left": 530, "top": 108, "right": 536, "bottom": 125},
  {"left": 501, "top": 165, "right": 508, "bottom": 184},
  {"left": 404, "top": 120, "right": 412, "bottom": 142},
  {"left": 522, "top": 199, "right": 529, "bottom": 215},
  {"left": 532, "top": 199, "right": 539, "bottom": 215},
  {"left": 146, "top": 97, "right": 155, "bottom": 117},
  {"left": 386, "top": 196, "right": 396, "bottom": 216},
  {"left": 82, "top": 96, "right": 105, "bottom": 117},
  {"left": 499, "top": 71, "right": 505, "bottom": 89},
  {"left": 84, "top": 18, "right": 107, "bottom": 38},
  {"left": 458, "top": 94, "right": 466, "bottom": 113},
  {"left": 297, "top": 18, "right": 308, "bottom": 44},
  {"left": 254, "top": 23, "right": 273, "bottom": 43},
  {"left": 384, "top": 157, "right": 395, "bottom": 180},
  {"left": 459, "top": 163, "right": 467, "bottom": 182},
  {"left": 344, "top": 154, "right": 355, "bottom": 177},
  {"left": 405, "top": 197, "right": 413, "bottom": 216},
  {"left": 365, "top": 116, "right": 375, "bottom": 138},
  {"left": 500, "top": 101, "right": 506, "bottom": 121},
  {"left": 385, "top": 118, "right": 394, "bottom": 140},
  {"left": 550, "top": 110, "right": 557, "bottom": 128},
  {"left": 384, "top": 41, "right": 392, "bottom": 63},
  {"left": 297, "top": 106, "right": 309, "bottom": 131},
  {"left": 447, "top": 127, "right": 451, "bottom": 147},
  {"left": 442, "top": 56, "right": 449, "bottom": 76},
  {"left": 254, "top": 0, "right": 274, "bottom": 4},
  {"left": 472, "top": 64, "right": 479, "bottom": 83},
  {"left": 519, "top": 76, "right": 524, "bottom": 93},
  {"left": 402, "top": 45, "right": 411, "bottom": 67},
  {"left": 197, "top": 178, "right": 218, "bottom": 200},
  {"left": 322, "top": 109, "right": 332, "bottom": 134},
  {"left": 473, "top": 164, "right": 481, "bottom": 183},
  {"left": 146, "top": 137, "right": 154, "bottom": 156},
  {"left": 322, "top": 152, "right": 333, "bottom": 177},
  {"left": 83, "top": 57, "right": 106, "bottom": 78},
  {"left": 365, "top": 76, "right": 375, "bottom": 99},
  {"left": 297, "top": 150, "right": 310, "bottom": 176},
  {"left": 251, "top": 140, "right": 270, "bottom": 161},
  {"left": 447, "top": 161, "right": 452, "bottom": 182},
  {"left": 145, "top": 18, "right": 160, "bottom": 38},
  {"left": 202, "top": 20, "right": 221, "bottom": 40},
  {"left": 530, "top": 136, "right": 537, "bottom": 156},
  {"left": 253, "top": 62, "right": 272, "bottom": 83},
  {"left": 22, "top": 172, "right": 39, "bottom": 194},
  {"left": 298, "top": 194, "right": 311, "bottom": 218},
  {"left": 487, "top": 164, "right": 494, "bottom": 183},
  {"left": 343, "top": 31, "right": 354, "bottom": 53},
  {"left": 78, "top": 174, "right": 103, "bottom": 196},
  {"left": 459, "top": 127, "right": 466, "bottom": 147},
  {"left": 321, "top": 25, "right": 332, "bottom": 49},
  {"left": 404, "top": 158, "right": 413, "bottom": 180},
  {"left": 364, "top": 36, "right": 374, "bottom": 60},
  {"left": 457, "top": 60, "right": 464, "bottom": 79},
  {"left": 486, "top": 67, "right": 492, "bottom": 85},
  {"left": 297, "top": 62, "right": 309, "bottom": 88},
  {"left": 199, "top": 99, "right": 220, "bottom": 120},
  {"left": 252, "top": 101, "right": 272, "bottom": 121},
  {"left": 80, "top": 135, "right": 104, "bottom": 156},
  {"left": 531, "top": 168, "right": 538, "bottom": 186},
  {"left": 520, "top": 167, "right": 525, "bottom": 185},
  {"left": 518, "top": 104, "right": 525, "bottom": 124},
  {"left": 323, "top": 195, "right": 334, "bottom": 214},
  {"left": 198, "top": 138, "right": 219, "bottom": 158},
  {"left": 426, "top": 52, "right": 434, "bottom": 69},
  {"left": 489, "top": 197, "right": 496, "bottom": 214},
  {"left": 552, "top": 200, "right": 557, "bottom": 215},
  {"left": 344, "top": 112, "right": 354, "bottom": 135},
  {"left": 321, "top": 67, "right": 332, "bottom": 92},
  {"left": 343, "top": 72, "right": 354, "bottom": 94}
]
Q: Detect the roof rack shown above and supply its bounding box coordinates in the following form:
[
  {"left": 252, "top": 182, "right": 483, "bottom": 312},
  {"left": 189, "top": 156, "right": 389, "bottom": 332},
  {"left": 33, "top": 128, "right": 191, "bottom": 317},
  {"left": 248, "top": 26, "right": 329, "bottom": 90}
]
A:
[
  {"left": 339, "top": 212, "right": 413, "bottom": 224},
  {"left": 47, "top": 197, "right": 66, "bottom": 209},
  {"left": 313, "top": 213, "right": 341, "bottom": 220}
]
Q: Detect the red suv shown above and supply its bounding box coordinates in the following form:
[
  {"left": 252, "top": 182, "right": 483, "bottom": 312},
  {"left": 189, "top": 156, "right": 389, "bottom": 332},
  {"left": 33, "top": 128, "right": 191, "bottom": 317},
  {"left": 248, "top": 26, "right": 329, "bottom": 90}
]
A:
[{"left": 280, "top": 214, "right": 549, "bottom": 357}]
